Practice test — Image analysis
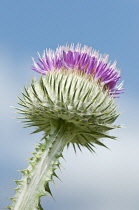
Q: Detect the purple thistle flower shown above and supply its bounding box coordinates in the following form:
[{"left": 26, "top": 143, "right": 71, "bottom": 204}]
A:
[{"left": 32, "top": 44, "right": 124, "bottom": 96}]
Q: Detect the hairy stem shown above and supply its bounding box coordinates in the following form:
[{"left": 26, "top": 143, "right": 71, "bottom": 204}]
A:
[{"left": 9, "top": 122, "right": 75, "bottom": 210}]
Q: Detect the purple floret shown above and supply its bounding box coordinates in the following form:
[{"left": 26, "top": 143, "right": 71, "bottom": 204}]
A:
[{"left": 32, "top": 44, "right": 123, "bottom": 96}]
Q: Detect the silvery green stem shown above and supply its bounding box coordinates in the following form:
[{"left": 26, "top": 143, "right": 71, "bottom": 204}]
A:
[{"left": 8, "top": 121, "right": 75, "bottom": 210}]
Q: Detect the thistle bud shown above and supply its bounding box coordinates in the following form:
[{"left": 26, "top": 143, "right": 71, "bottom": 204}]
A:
[{"left": 19, "top": 44, "right": 123, "bottom": 151}]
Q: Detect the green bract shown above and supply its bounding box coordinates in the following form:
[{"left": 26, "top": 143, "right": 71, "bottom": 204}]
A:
[{"left": 18, "top": 70, "right": 119, "bottom": 150}]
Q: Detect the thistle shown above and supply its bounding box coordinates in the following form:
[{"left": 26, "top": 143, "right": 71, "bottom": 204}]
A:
[{"left": 8, "top": 44, "right": 123, "bottom": 210}]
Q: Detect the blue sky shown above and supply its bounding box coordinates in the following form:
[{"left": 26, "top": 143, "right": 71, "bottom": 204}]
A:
[{"left": 0, "top": 0, "right": 139, "bottom": 209}]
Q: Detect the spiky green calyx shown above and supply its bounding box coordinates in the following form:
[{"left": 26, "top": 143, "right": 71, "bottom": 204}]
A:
[
  {"left": 17, "top": 70, "right": 119, "bottom": 149},
  {"left": 8, "top": 70, "right": 120, "bottom": 209}
]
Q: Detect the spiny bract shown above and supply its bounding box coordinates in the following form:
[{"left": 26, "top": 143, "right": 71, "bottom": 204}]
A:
[{"left": 18, "top": 69, "right": 120, "bottom": 151}]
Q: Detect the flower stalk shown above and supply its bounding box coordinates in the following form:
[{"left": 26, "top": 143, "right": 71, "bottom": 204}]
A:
[{"left": 8, "top": 121, "right": 76, "bottom": 210}]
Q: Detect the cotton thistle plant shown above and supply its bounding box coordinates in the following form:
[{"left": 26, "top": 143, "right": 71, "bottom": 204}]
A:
[{"left": 8, "top": 44, "right": 123, "bottom": 210}]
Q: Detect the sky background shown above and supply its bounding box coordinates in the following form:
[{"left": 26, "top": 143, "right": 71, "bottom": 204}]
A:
[{"left": 0, "top": 0, "right": 139, "bottom": 209}]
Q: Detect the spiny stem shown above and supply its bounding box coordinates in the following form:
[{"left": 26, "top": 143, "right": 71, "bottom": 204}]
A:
[{"left": 9, "top": 122, "right": 75, "bottom": 210}]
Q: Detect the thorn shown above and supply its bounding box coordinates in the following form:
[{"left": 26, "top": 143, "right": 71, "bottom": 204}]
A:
[
  {"left": 29, "top": 161, "right": 36, "bottom": 169},
  {"left": 13, "top": 180, "right": 22, "bottom": 185},
  {"left": 9, "top": 197, "right": 15, "bottom": 201},
  {"left": 3, "top": 207, "right": 12, "bottom": 209},
  {"left": 14, "top": 187, "right": 20, "bottom": 192},
  {"left": 45, "top": 183, "right": 53, "bottom": 197},
  {"left": 17, "top": 169, "right": 26, "bottom": 175},
  {"left": 53, "top": 172, "right": 61, "bottom": 181}
]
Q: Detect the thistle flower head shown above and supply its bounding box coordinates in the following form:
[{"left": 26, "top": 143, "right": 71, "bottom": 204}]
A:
[
  {"left": 17, "top": 44, "right": 123, "bottom": 151},
  {"left": 32, "top": 43, "right": 123, "bottom": 96}
]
